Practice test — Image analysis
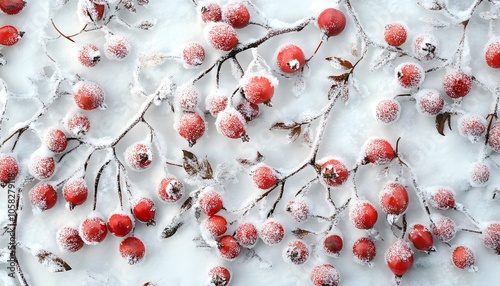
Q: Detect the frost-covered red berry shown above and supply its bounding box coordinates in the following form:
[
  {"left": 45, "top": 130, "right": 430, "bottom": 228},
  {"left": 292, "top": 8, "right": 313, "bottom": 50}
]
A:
[
  {"left": 317, "top": 8, "right": 346, "bottom": 37},
  {"left": 73, "top": 81, "right": 105, "bottom": 110},
  {"left": 384, "top": 23, "right": 407, "bottom": 47},
  {"left": 44, "top": 129, "right": 67, "bottom": 153},
  {"left": 488, "top": 123, "right": 500, "bottom": 152},
  {"left": 200, "top": 3, "right": 222, "bottom": 23},
  {"left": 395, "top": 62, "right": 425, "bottom": 90},
  {"left": 432, "top": 216, "right": 456, "bottom": 242},
  {"left": 63, "top": 178, "right": 88, "bottom": 209},
  {"left": 408, "top": 224, "right": 434, "bottom": 252},
  {"left": 236, "top": 98, "right": 259, "bottom": 121},
  {"left": 177, "top": 112, "right": 206, "bottom": 146},
  {"left": 0, "top": 0, "right": 26, "bottom": 15},
  {"left": 349, "top": 200, "right": 378, "bottom": 230},
  {"left": 485, "top": 41, "right": 500, "bottom": 68},
  {"left": 443, "top": 70, "right": 472, "bottom": 99},
  {"left": 457, "top": 114, "right": 487, "bottom": 142},
  {"left": 57, "top": 226, "right": 84, "bottom": 252},
  {"left": 78, "top": 44, "right": 101, "bottom": 67},
  {"left": 429, "top": 187, "right": 455, "bottom": 210},
  {"left": 412, "top": 33, "right": 439, "bottom": 62},
  {"left": 182, "top": 42, "right": 205, "bottom": 67},
  {"left": 276, "top": 44, "right": 305, "bottom": 74},
  {"left": 125, "top": 143, "right": 153, "bottom": 171},
  {"left": 379, "top": 182, "right": 409, "bottom": 215},
  {"left": 79, "top": 214, "right": 108, "bottom": 245},
  {"left": 482, "top": 223, "right": 500, "bottom": 253},
  {"left": 104, "top": 35, "right": 131, "bottom": 61},
  {"left": 0, "top": 155, "right": 19, "bottom": 185},
  {"left": 361, "top": 138, "right": 395, "bottom": 165},
  {"left": 323, "top": 234, "right": 343, "bottom": 257},
  {"left": 205, "top": 215, "right": 227, "bottom": 237},
  {"left": 174, "top": 85, "right": 200, "bottom": 112},
  {"left": 235, "top": 222, "right": 258, "bottom": 248},
  {"left": 283, "top": 240, "right": 309, "bottom": 265},
  {"left": 108, "top": 213, "right": 134, "bottom": 237},
  {"left": 157, "top": 177, "right": 184, "bottom": 203},
  {"left": 222, "top": 2, "right": 250, "bottom": 29},
  {"left": 260, "top": 220, "right": 285, "bottom": 245},
  {"left": 375, "top": 99, "right": 401, "bottom": 124},
  {"left": 215, "top": 108, "right": 247, "bottom": 140},
  {"left": 452, "top": 246, "right": 476, "bottom": 271},
  {"left": 469, "top": 162, "right": 490, "bottom": 187},
  {"left": 133, "top": 197, "right": 156, "bottom": 225},
  {"left": 414, "top": 89, "right": 444, "bottom": 116},
  {"left": 320, "top": 158, "right": 349, "bottom": 187},
  {"left": 206, "top": 91, "right": 228, "bottom": 117},
  {"left": 198, "top": 189, "right": 223, "bottom": 216},
  {"left": 310, "top": 264, "right": 340, "bottom": 286},
  {"left": 242, "top": 75, "right": 275, "bottom": 105},
  {"left": 78, "top": 0, "right": 105, "bottom": 23},
  {"left": 0, "top": 25, "right": 22, "bottom": 46},
  {"left": 352, "top": 237, "right": 376, "bottom": 265},
  {"left": 66, "top": 112, "right": 90, "bottom": 137},
  {"left": 29, "top": 153, "right": 56, "bottom": 180},
  {"left": 285, "top": 198, "right": 310, "bottom": 223},
  {"left": 119, "top": 237, "right": 146, "bottom": 265},
  {"left": 251, "top": 164, "right": 278, "bottom": 190},
  {"left": 385, "top": 239, "right": 414, "bottom": 279},
  {"left": 206, "top": 22, "right": 238, "bottom": 51},
  {"left": 217, "top": 235, "right": 241, "bottom": 260},
  {"left": 207, "top": 266, "right": 231, "bottom": 286},
  {"left": 30, "top": 183, "right": 58, "bottom": 212}
]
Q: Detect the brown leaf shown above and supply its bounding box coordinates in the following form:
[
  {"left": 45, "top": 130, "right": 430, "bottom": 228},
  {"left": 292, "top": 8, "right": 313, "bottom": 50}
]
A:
[
  {"left": 326, "top": 57, "right": 354, "bottom": 70},
  {"left": 180, "top": 197, "right": 193, "bottom": 212},
  {"left": 436, "top": 112, "right": 452, "bottom": 136},
  {"left": 36, "top": 250, "right": 72, "bottom": 272},
  {"left": 143, "top": 283, "right": 157, "bottom": 286},
  {"left": 200, "top": 158, "right": 213, "bottom": 180},
  {"left": 161, "top": 222, "right": 184, "bottom": 239},
  {"left": 182, "top": 150, "right": 200, "bottom": 176},
  {"left": 327, "top": 73, "right": 349, "bottom": 83},
  {"left": 256, "top": 151, "right": 264, "bottom": 163},
  {"left": 327, "top": 83, "right": 340, "bottom": 100},
  {"left": 269, "top": 122, "right": 297, "bottom": 131},
  {"left": 136, "top": 20, "right": 155, "bottom": 30},
  {"left": 291, "top": 228, "right": 313, "bottom": 239},
  {"left": 287, "top": 126, "right": 301, "bottom": 143}
]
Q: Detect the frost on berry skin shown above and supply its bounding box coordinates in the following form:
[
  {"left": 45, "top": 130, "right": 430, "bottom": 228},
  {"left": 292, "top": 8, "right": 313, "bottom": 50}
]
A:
[
  {"left": 125, "top": 143, "right": 153, "bottom": 171},
  {"left": 104, "top": 34, "right": 131, "bottom": 61},
  {"left": 452, "top": 246, "right": 477, "bottom": 271},
  {"left": 412, "top": 33, "right": 440, "bottom": 62},
  {"left": 414, "top": 89, "right": 444, "bottom": 116},
  {"left": 485, "top": 41, "right": 500, "bottom": 69},
  {"left": 77, "top": 44, "right": 101, "bottom": 67},
  {"left": 157, "top": 177, "right": 184, "bottom": 203},
  {"left": 352, "top": 237, "right": 376, "bottom": 265},
  {"left": 0, "top": 0, "right": 26, "bottom": 15},
  {"left": 79, "top": 213, "right": 108, "bottom": 245},
  {"left": 236, "top": 98, "right": 259, "bottom": 122},
  {"left": 63, "top": 178, "right": 89, "bottom": 210},
  {"left": 0, "top": 155, "right": 19, "bottom": 185},
  {"left": 0, "top": 25, "right": 22, "bottom": 46},
  {"left": 395, "top": 62, "right": 425, "bottom": 90},
  {"left": 276, "top": 44, "right": 305, "bottom": 74},
  {"left": 317, "top": 8, "right": 346, "bottom": 37},
  {"left": 260, "top": 220, "right": 285, "bottom": 245},
  {"left": 235, "top": 222, "right": 258, "bottom": 248},
  {"left": 73, "top": 81, "right": 106, "bottom": 111},
  {"left": 375, "top": 99, "right": 401, "bottom": 124},
  {"left": 174, "top": 84, "right": 200, "bottom": 112},
  {"left": 457, "top": 114, "right": 487, "bottom": 143},
  {"left": 379, "top": 182, "right": 409, "bottom": 216},
  {"left": 133, "top": 197, "right": 156, "bottom": 225},
  {"left": 384, "top": 22, "right": 407, "bottom": 47},
  {"left": 57, "top": 226, "right": 85, "bottom": 253},
  {"left": 283, "top": 240, "right": 309, "bottom": 265},
  {"left": 215, "top": 108, "right": 247, "bottom": 140},
  {"left": 443, "top": 70, "right": 472, "bottom": 99},
  {"left": 385, "top": 239, "right": 414, "bottom": 278},
  {"left": 320, "top": 158, "right": 349, "bottom": 187},
  {"left": 199, "top": 3, "right": 222, "bottom": 23},
  {"left": 428, "top": 186, "right": 455, "bottom": 210},
  {"left": 205, "top": 215, "right": 228, "bottom": 237},
  {"left": 361, "top": 138, "right": 395, "bottom": 165},
  {"left": 207, "top": 266, "right": 231, "bottom": 286},
  {"left": 349, "top": 200, "right": 378, "bottom": 230},
  {"left": 182, "top": 42, "right": 205, "bottom": 68},
  {"left": 468, "top": 162, "right": 490, "bottom": 187},
  {"left": 251, "top": 164, "right": 278, "bottom": 190},
  {"left": 198, "top": 188, "right": 223, "bottom": 216},
  {"left": 66, "top": 112, "right": 91, "bottom": 137},
  {"left": 408, "top": 224, "right": 434, "bottom": 252},
  {"left": 44, "top": 129, "right": 68, "bottom": 153},
  {"left": 119, "top": 237, "right": 146, "bottom": 265},
  {"left": 222, "top": 2, "right": 250, "bottom": 29},
  {"left": 285, "top": 198, "right": 310, "bottom": 223},
  {"left": 488, "top": 123, "right": 500, "bottom": 152},
  {"left": 176, "top": 112, "right": 206, "bottom": 146},
  {"left": 242, "top": 75, "right": 276, "bottom": 105},
  {"left": 310, "top": 264, "right": 340, "bottom": 286},
  {"left": 29, "top": 153, "right": 56, "bottom": 180},
  {"left": 107, "top": 212, "right": 134, "bottom": 237},
  {"left": 482, "top": 223, "right": 500, "bottom": 254},
  {"left": 30, "top": 183, "right": 58, "bottom": 212},
  {"left": 217, "top": 235, "right": 241, "bottom": 261},
  {"left": 432, "top": 215, "right": 456, "bottom": 242},
  {"left": 205, "top": 22, "right": 238, "bottom": 52},
  {"left": 205, "top": 90, "right": 228, "bottom": 117}
]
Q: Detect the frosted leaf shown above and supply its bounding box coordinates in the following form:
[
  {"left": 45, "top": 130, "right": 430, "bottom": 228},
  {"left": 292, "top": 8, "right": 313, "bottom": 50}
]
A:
[
  {"left": 370, "top": 50, "right": 397, "bottom": 71},
  {"left": 301, "top": 125, "right": 313, "bottom": 148},
  {"left": 138, "top": 51, "right": 167, "bottom": 69},
  {"left": 420, "top": 17, "right": 451, "bottom": 29},
  {"left": 23, "top": 247, "right": 72, "bottom": 272},
  {"left": 417, "top": 0, "right": 444, "bottom": 11},
  {"left": 480, "top": 11, "right": 498, "bottom": 20},
  {"left": 154, "top": 76, "right": 173, "bottom": 105},
  {"left": 214, "top": 163, "right": 238, "bottom": 183},
  {"left": 292, "top": 73, "right": 306, "bottom": 97}
]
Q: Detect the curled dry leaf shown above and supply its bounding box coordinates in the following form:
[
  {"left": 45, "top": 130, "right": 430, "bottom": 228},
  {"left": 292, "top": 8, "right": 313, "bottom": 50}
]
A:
[
  {"left": 326, "top": 56, "right": 354, "bottom": 70},
  {"left": 291, "top": 228, "right": 313, "bottom": 239},
  {"left": 286, "top": 126, "right": 302, "bottom": 144},
  {"left": 182, "top": 150, "right": 213, "bottom": 180},
  {"left": 35, "top": 250, "right": 72, "bottom": 272},
  {"left": 436, "top": 112, "right": 452, "bottom": 136},
  {"left": 161, "top": 222, "right": 184, "bottom": 239},
  {"left": 236, "top": 151, "right": 265, "bottom": 168}
]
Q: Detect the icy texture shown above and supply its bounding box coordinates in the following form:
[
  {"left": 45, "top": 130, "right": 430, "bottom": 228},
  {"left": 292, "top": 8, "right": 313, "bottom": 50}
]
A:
[
  {"left": 457, "top": 114, "right": 487, "bottom": 143},
  {"left": 375, "top": 98, "right": 401, "bottom": 124},
  {"left": 414, "top": 89, "right": 444, "bottom": 116},
  {"left": 259, "top": 220, "right": 285, "bottom": 245},
  {"left": 468, "top": 162, "right": 490, "bottom": 187},
  {"left": 104, "top": 35, "right": 131, "bottom": 61},
  {"left": 174, "top": 84, "right": 200, "bottom": 112}
]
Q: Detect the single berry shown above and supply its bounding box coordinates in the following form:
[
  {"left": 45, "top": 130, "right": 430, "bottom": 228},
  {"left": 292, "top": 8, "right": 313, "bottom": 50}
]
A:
[
  {"left": 215, "top": 108, "right": 247, "bottom": 140},
  {"left": 200, "top": 3, "right": 222, "bottom": 23},
  {"left": 429, "top": 187, "right": 455, "bottom": 210},
  {"left": 182, "top": 42, "right": 205, "bottom": 67},
  {"left": 177, "top": 112, "right": 206, "bottom": 146},
  {"left": 260, "top": 220, "right": 285, "bottom": 245},
  {"left": 63, "top": 178, "right": 88, "bottom": 209},
  {"left": 66, "top": 112, "right": 90, "bottom": 137},
  {"left": 236, "top": 98, "right": 259, "bottom": 121},
  {"left": 44, "top": 129, "right": 68, "bottom": 153},
  {"left": 457, "top": 114, "right": 487, "bottom": 142},
  {"left": 276, "top": 44, "right": 305, "bottom": 74},
  {"left": 30, "top": 183, "right": 58, "bottom": 212},
  {"left": 482, "top": 223, "right": 500, "bottom": 254},
  {"left": 317, "top": 8, "right": 346, "bottom": 37},
  {"left": 323, "top": 234, "right": 344, "bottom": 257},
  {"left": 375, "top": 99, "right": 401, "bottom": 124},
  {"left": 0, "top": 155, "right": 19, "bottom": 185},
  {"left": 207, "top": 266, "right": 231, "bottom": 286},
  {"left": 443, "top": 70, "right": 472, "bottom": 99},
  {"left": 73, "top": 81, "right": 105, "bottom": 110},
  {"left": 205, "top": 215, "right": 228, "bottom": 237},
  {"left": 310, "top": 264, "right": 340, "bottom": 286},
  {"left": 385, "top": 239, "right": 414, "bottom": 278},
  {"left": 413, "top": 33, "right": 439, "bottom": 62},
  {"left": 157, "top": 177, "right": 184, "bottom": 203},
  {"left": 79, "top": 214, "right": 108, "bottom": 245},
  {"left": 78, "top": 0, "right": 105, "bottom": 22},
  {"left": 384, "top": 23, "right": 407, "bottom": 47},
  {"left": 217, "top": 235, "right": 241, "bottom": 260},
  {"left": 285, "top": 198, "right": 310, "bottom": 223},
  {"left": 485, "top": 41, "right": 500, "bottom": 68},
  {"left": 119, "top": 237, "right": 146, "bottom": 265},
  {"left": 125, "top": 143, "right": 153, "bottom": 171},
  {"left": 0, "top": 25, "right": 22, "bottom": 46},
  {"left": 222, "top": 2, "right": 250, "bottom": 29},
  {"left": 104, "top": 35, "right": 131, "bottom": 61},
  {"left": 133, "top": 197, "right": 156, "bottom": 225},
  {"left": 283, "top": 240, "right": 309, "bottom": 265},
  {"left": 432, "top": 216, "right": 456, "bottom": 242},
  {"left": 235, "top": 222, "right": 258, "bottom": 248},
  {"left": 452, "top": 246, "right": 476, "bottom": 271},
  {"left": 352, "top": 237, "right": 376, "bottom": 264},
  {"left": 361, "top": 138, "right": 395, "bottom": 165},
  {"left": 29, "top": 154, "right": 56, "bottom": 180},
  {"left": 56, "top": 226, "right": 84, "bottom": 252},
  {"left": 320, "top": 159, "right": 349, "bottom": 187},
  {"left": 469, "top": 162, "right": 490, "bottom": 187},
  {"left": 349, "top": 200, "right": 378, "bottom": 230},
  {"left": 108, "top": 213, "right": 134, "bottom": 237},
  {"left": 78, "top": 44, "right": 101, "bottom": 67},
  {"left": 0, "top": 0, "right": 26, "bottom": 15},
  {"left": 488, "top": 123, "right": 500, "bottom": 152},
  {"left": 395, "top": 62, "right": 425, "bottom": 90},
  {"left": 198, "top": 189, "right": 223, "bottom": 216},
  {"left": 251, "top": 165, "right": 278, "bottom": 190},
  {"left": 408, "top": 224, "right": 434, "bottom": 252},
  {"left": 379, "top": 182, "right": 409, "bottom": 216},
  {"left": 206, "top": 91, "right": 228, "bottom": 117},
  {"left": 414, "top": 89, "right": 445, "bottom": 116},
  {"left": 242, "top": 75, "right": 275, "bottom": 105},
  {"left": 206, "top": 22, "right": 238, "bottom": 52},
  {"left": 174, "top": 85, "right": 200, "bottom": 112}
]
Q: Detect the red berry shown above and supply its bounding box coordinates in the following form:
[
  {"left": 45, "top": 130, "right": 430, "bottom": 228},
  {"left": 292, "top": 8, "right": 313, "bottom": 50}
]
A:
[
  {"left": 177, "top": 112, "right": 206, "bottom": 145},
  {"left": 414, "top": 89, "right": 444, "bottom": 116},
  {"left": 379, "top": 182, "right": 409, "bottom": 216},
  {"left": 0, "top": 155, "right": 19, "bottom": 185},
  {"left": 218, "top": 235, "right": 241, "bottom": 260},
  {"left": 384, "top": 23, "right": 407, "bottom": 47},
  {"left": 44, "top": 129, "right": 68, "bottom": 153},
  {"left": 242, "top": 75, "right": 275, "bottom": 105},
  {"left": 283, "top": 240, "right": 309, "bottom": 265},
  {"left": 317, "top": 8, "right": 346, "bottom": 37},
  {"left": 458, "top": 114, "right": 487, "bottom": 142},
  {"left": 104, "top": 35, "right": 131, "bottom": 61},
  {"left": 310, "top": 264, "right": 340, "bottom": 286},
  {"left": 215, "top": 108, "right": 247, "bottom": 140},
  {"left": 352, "top": 237, "right": 376, "bottom": 264},
  {"left": 206, "top": 22, "right": 238, "bottom": 51},
  {"left": 63, "top": 178, "right": 88, "bottom": 209},
  {"left": 482, "top": 223, "right": 500, "bottom": 253},
  {"left": 260, "top": 220, "right": 285, "bottom": 245},
  {"left": 452, "top": 246, "right": 476, "bottom": 270},
  {"left": 29, "top": 154, "right": 56, "bottom": 180},
  {"left": 488, "top": 123, "right": 500, "bottom": 152},
  {"left": 79, "top": 214, "right": 108, "bottom": 245},
  {"left": 432, "top": 216, "right": 456, "bottom": 242},
  {"left": 174, "top": 85, "right": 200, "bottom": 112},
  {"left": 251, "top": 165, "right": 278, "bottom": 190},
  {"left": 408, "top": 224, "right": 434, "bottom": 252},
  {"left": 198, "top": 189, "right": 223, "bottom": 216},
  {"left": 469, "top": 162, "right": 490, "bottom": 187},
  {"left": 182, "top": 42, "right": 205, "bottom": 67},
  {"left": 236, "top": 98, "right": 259, "bottom": 121},
  {"left": 56, "top": 226, "right": 84, "bottom": 252},
  {"left": 235, "top": 222, "right": 258, "bottom": 248},
  {"left": 323, "top": 234, "right": 344, "bottom": 257},
  {"left": 285, "top": 198, "right": 310, "bottom": 223},
  {"left": 119, "top": 237, "right": 146, "bottom": 265},
  {"left": 429, "top": 187, "right": 455, "bottom": 210},
  {"left": 133, "top": 197, "right": 156, "bottom": 225},
  {"left": 205, "top": 215, "right": 228, "bottom": 237},
  {"left": 79, "top": 0, "right": 105, "bottom": 22},
  {"left": 200, "top": 3, "right": 222, "bottom": 23},
  {"left": 107, "top": 213, "right": 134, "bottom": 237},
  {"left": 30, "top": 183, "right": 58, "bottom": 212},
  {"left": 485, "top": 41, "right": 500, "bottom": 68},
  {"left": 375, "top": 99, "right": 401, "bottom": 124},
  {"left": 207, "top": 266, "right": 231, "bottom": 286},
  {"left": 385, "top": 239, "right": 414, "bottom": 277},
  {"left": 321, "top": 158, "right": 349, "bottom": 187},
  {"left": 66, "top": 112, "right": 90, "bottom": 137},
  {"left": 412, "top": 33, "right": 439, "bottom": 62},
  {"left": 78, "top": 44, "right": 101, "bottom": 67},
  {"left": 349, "top": 200, "right": 378, "bottom": 230},
  {"left": 223, "top": 2, "right": 250, "bottom": 29},
  {"left": 125, "top": 143, "right": 152, "bottom": 171},
  {"left": 276, "top": 44, "right": 305, "bottom": 74},
  {"left": 395, "top": 62, "right": 425, "bottom": 90},
  {"left": 0, "top": 25, "right": 22, "bottom": 46},
  {"left": 73, "top": 81, "right": 105, "bottom": 111},
  {"left": 361, "top": 138, "right": 395, "bottom": 165},
  {"left": 0, "top": 0, "right": 25, "bottom": 15},
  {"left": 206, "top": 91, "right": 228, "bottom": 117},
  {"left": 443, "top": 70, "right": 472, "bottom": 99},
  {"left": 157, "top": 177, "right": 184, "bottom": 203}
]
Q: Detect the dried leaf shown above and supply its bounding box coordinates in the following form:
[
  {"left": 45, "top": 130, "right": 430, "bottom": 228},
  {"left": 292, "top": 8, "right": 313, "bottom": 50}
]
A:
[
  {"left": 341, "top": 84, "right": 349, "bottom": 103},
  {"left": 302, "top": 126, "right": 313, "bottom": 148},
  {"left": 256, "top": 151, "right": 264, "bottom": 163},
  {"left": 269, "top": 122, "right": 298, "bottom": 131},
  {"left": 143, "top": 283, "right": 157, "bottom": 286},
  {"left": 161, "top": 222, "right": 184, "bottom": 239},
  {"left": 287, "top": 126, "right": 301, "bottom": 143},
  {"left": 36, "top": 250, "right": 72, "bottom": 272},
  {"left": 291, "top": 228, "right": 312, "bottom": 239},
  {"left": 200, "top": 158, "right": 213, "bottom": 180},
  {"left": 136, "top": 20, "right": 155, "bottom": 30},
  {"left": 182, "top": 150, "right": 200, "bottom": 177},
  {"left": 326, "top": 57, "right": 354, "bottom": 70},
  {"left": 435, "top": 112, "right": 452, "bottom": 136},
  {"left": 327, "top": 84, "right": 340, "bottom": 100},
  {"left": 420, "top": 17, "right": 451, "bottom": 29},
  {"left": 180, "top": 197, "right": 193, "bottom": 212},
  {"left": 327, "top": 73, "right": 349, "bottom": 83}
]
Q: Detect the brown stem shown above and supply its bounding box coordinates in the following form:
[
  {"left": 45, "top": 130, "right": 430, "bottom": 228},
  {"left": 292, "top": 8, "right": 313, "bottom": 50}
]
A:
[
  {"left": 51, "top": 18, "right": 75, "bottom": 43},
  {"left": 267, "top": 182, "right": 285, "bottom": 218}
]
